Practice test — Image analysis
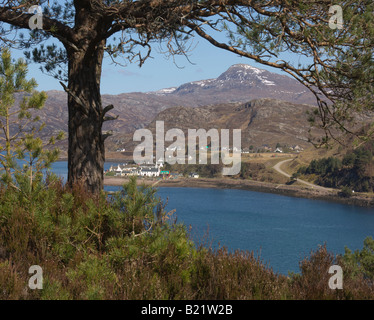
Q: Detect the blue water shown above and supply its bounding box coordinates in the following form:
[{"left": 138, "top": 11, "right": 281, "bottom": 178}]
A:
[
  {"left": 51, "top": 161, "right": 374, "bottom": 275},
  {"left": 49, "top": 161, "right": 122, "bottom": 183}
]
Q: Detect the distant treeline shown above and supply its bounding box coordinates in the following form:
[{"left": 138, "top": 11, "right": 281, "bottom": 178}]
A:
[
  {"left": 163, "top": 163, "right": 224, "bottom": 178},
  {"left": 298, "top": 141, "right": 374, "bottom": 192},
  {"left": 164, "top": 162, "right": 276, "bottom": 182}
]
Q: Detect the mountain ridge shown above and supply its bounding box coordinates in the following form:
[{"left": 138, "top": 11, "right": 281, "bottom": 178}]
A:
[{"left": 25, "top": 63, "right": 324, "bottom": 152}]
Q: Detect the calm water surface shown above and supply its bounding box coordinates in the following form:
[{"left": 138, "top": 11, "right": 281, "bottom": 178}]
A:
[{"left": 52, "top": 161, "right": 374, "bottom": 275}]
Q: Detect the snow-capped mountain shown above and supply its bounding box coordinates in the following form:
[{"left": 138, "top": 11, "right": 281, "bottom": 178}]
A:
[
  {"left": 151, "top": 64, "right": 316, "bottom": 106},
  {"left": 217, "top": 64, "right": 276, "bottom": 84}
]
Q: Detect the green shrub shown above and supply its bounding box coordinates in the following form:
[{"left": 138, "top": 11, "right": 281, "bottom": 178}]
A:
[
  {"left": 340, "top": 186, "right": 353, "bottom": 198},
  {"left": 343, "top": 236, "right": 374, "bottom": 281}
]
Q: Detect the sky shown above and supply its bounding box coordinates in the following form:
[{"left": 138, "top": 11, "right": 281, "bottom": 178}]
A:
[
  {"left": 8, "top": 4, "right": 310, "bottom": 96},
  {"left": 11, "top": 38, "right": 303, "bottom": 95}
]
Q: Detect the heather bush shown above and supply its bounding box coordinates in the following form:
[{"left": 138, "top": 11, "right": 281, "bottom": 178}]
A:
[
  {"left": 289, "top": 244, "right": 374, "bottom": 300},
  {"left": 0, "top": 176, "right": 200, "bottom": 299}
]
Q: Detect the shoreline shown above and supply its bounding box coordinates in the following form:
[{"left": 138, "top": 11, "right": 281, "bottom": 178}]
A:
[
  {"left": 104, "top": 176, "right": 374, "bottom": 208},
  {"left": 58, "top": 157, "right": 132, "bottom": 162}
]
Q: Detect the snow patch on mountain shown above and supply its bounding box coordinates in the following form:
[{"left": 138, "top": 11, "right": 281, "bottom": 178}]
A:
[
  {"left": 190, "top": 79, "right": 215, "bottom": 87},
  {"left": 153, "top": 87, "right": 177, "bottom": 95},
  {"left": 258, "top": 77, "right": 275, "bottom": 86},
  {"left": 239, "top": 64, "right": 264, "bottom": 74}
]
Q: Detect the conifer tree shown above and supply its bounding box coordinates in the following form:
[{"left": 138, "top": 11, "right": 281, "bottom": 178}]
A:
[{"left": 0, "top": 48, "right": 63, "bottom": 191}]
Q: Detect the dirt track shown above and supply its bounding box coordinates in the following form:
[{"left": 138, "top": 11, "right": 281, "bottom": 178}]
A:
[{"left": 272, "top": 159, "right": 332, "bottom": 192}]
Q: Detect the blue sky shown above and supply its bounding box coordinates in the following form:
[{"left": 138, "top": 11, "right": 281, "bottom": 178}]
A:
[
  {"left": 9, "top": 10, "right": 310, "bottom": 95},
  {"left": 12, "top": 39, "right": 303, "bottom": 95}
]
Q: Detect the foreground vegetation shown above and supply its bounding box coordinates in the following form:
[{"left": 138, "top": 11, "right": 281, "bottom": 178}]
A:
[{"left": 0, "top": 176, "right": 373, "bottom": 300}]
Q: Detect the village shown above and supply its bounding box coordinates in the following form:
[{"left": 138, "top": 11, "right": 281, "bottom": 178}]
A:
[
  {"left": 106, "top": 160, "right": 196, "bottom": 179},
  {"left": 106, "top": 143, "right": 304, "bottom": 179}
]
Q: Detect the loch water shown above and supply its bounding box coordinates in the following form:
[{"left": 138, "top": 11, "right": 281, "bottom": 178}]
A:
[{"left": 52, "top": 161, "right": 374, "bottom": 275}]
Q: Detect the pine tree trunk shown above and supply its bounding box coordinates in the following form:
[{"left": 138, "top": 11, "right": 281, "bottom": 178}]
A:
[{"left": 66, "top": 41, "right": 106, "bottom": 193}]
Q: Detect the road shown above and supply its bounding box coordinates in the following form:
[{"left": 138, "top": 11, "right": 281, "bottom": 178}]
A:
[{"left": 273, "top": 158, "right": 332, "bottom": 192}]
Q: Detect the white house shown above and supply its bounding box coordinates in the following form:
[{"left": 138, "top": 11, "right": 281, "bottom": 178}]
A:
[
  {"left": 139, "top": 167, "right": 160, "bottom": 177},
  {"left": 189, "top": 173, "right": 199, "bottom": 178},
  {"left": 291, "top": 145, "right": 304, "bottom": 152},
  {"left": 109, "top": 164, "right": 137, "bottom": 176},
  {"left": 121, "top": 168, "right": 139, "bottom": 176},
  {"left": 114, "top": 164, "right": 127, "bottom": 176}
]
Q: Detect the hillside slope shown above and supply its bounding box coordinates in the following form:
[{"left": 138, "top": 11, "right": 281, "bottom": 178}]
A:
[{"left": 24, "top": 64, "right": 319, "bottom": 152}]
